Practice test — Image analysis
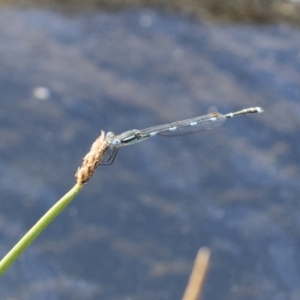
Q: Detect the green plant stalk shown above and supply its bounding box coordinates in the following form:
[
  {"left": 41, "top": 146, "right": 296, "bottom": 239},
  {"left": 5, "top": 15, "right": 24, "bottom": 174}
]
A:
[{"left": 0, "top": 183, "right": 83, "bottom": 276}]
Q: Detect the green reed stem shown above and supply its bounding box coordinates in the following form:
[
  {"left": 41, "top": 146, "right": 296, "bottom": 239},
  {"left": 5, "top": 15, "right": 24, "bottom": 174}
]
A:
[{"left": 0, "top": 183, "right": 83, "bottom": 276}]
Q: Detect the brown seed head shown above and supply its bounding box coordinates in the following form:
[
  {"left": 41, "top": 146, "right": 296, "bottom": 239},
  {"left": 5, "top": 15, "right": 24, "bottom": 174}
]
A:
[{"left": 75, "top": 131, "right": 107, "bottom": 184}]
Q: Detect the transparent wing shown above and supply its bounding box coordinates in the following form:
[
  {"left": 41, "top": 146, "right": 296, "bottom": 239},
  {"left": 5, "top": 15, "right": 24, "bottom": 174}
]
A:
[{"left": 140, "top": 113, "right": 226, "bottom": 137}]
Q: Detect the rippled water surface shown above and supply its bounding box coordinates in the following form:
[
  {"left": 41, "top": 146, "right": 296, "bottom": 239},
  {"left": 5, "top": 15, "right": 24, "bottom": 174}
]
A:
[{"left": 0, "top": 8, "right": 300, "bottom": 300}]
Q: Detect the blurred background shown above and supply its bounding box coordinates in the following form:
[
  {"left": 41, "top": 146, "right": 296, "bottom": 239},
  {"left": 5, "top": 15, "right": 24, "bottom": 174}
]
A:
[{"left": 0, "top": 1, "right": 300, "bottom": 299}]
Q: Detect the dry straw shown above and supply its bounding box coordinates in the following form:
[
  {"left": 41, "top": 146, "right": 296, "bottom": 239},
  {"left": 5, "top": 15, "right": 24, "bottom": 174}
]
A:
[{"left": 182, "top": 248, "right": 211, "bottom": 300}]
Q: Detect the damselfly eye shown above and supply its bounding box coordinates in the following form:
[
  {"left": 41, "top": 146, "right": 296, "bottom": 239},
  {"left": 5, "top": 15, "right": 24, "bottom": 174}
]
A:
[{"left": 112, "top": 139, "right": 121, "bottom": 146}]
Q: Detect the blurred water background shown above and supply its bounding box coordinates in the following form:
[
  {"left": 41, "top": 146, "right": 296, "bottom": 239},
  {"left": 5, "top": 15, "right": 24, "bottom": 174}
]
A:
[{"left": 0, "top": 1, "right": 300, "bottom": 299}]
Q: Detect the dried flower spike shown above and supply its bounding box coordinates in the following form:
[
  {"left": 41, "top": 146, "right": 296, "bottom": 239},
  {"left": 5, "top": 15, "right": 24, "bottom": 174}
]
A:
[{"left": 75, "top": 131, "right": 107, "bottom": 184}]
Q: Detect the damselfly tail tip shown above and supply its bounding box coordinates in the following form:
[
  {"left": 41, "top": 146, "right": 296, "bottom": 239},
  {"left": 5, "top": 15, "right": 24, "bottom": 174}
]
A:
[{"left": 255, "top": 107, "right": 263, "bottom": 113}]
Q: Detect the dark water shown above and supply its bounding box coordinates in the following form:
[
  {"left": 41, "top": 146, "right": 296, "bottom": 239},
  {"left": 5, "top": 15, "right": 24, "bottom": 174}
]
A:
[{"left": 0, "top": 7, "right": 300, "bottom": 300}]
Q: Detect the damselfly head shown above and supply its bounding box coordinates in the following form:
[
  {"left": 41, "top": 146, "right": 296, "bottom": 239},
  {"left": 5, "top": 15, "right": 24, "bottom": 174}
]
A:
[{"left": 106, "top": 132, "right": 120, "bottom": 147}]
